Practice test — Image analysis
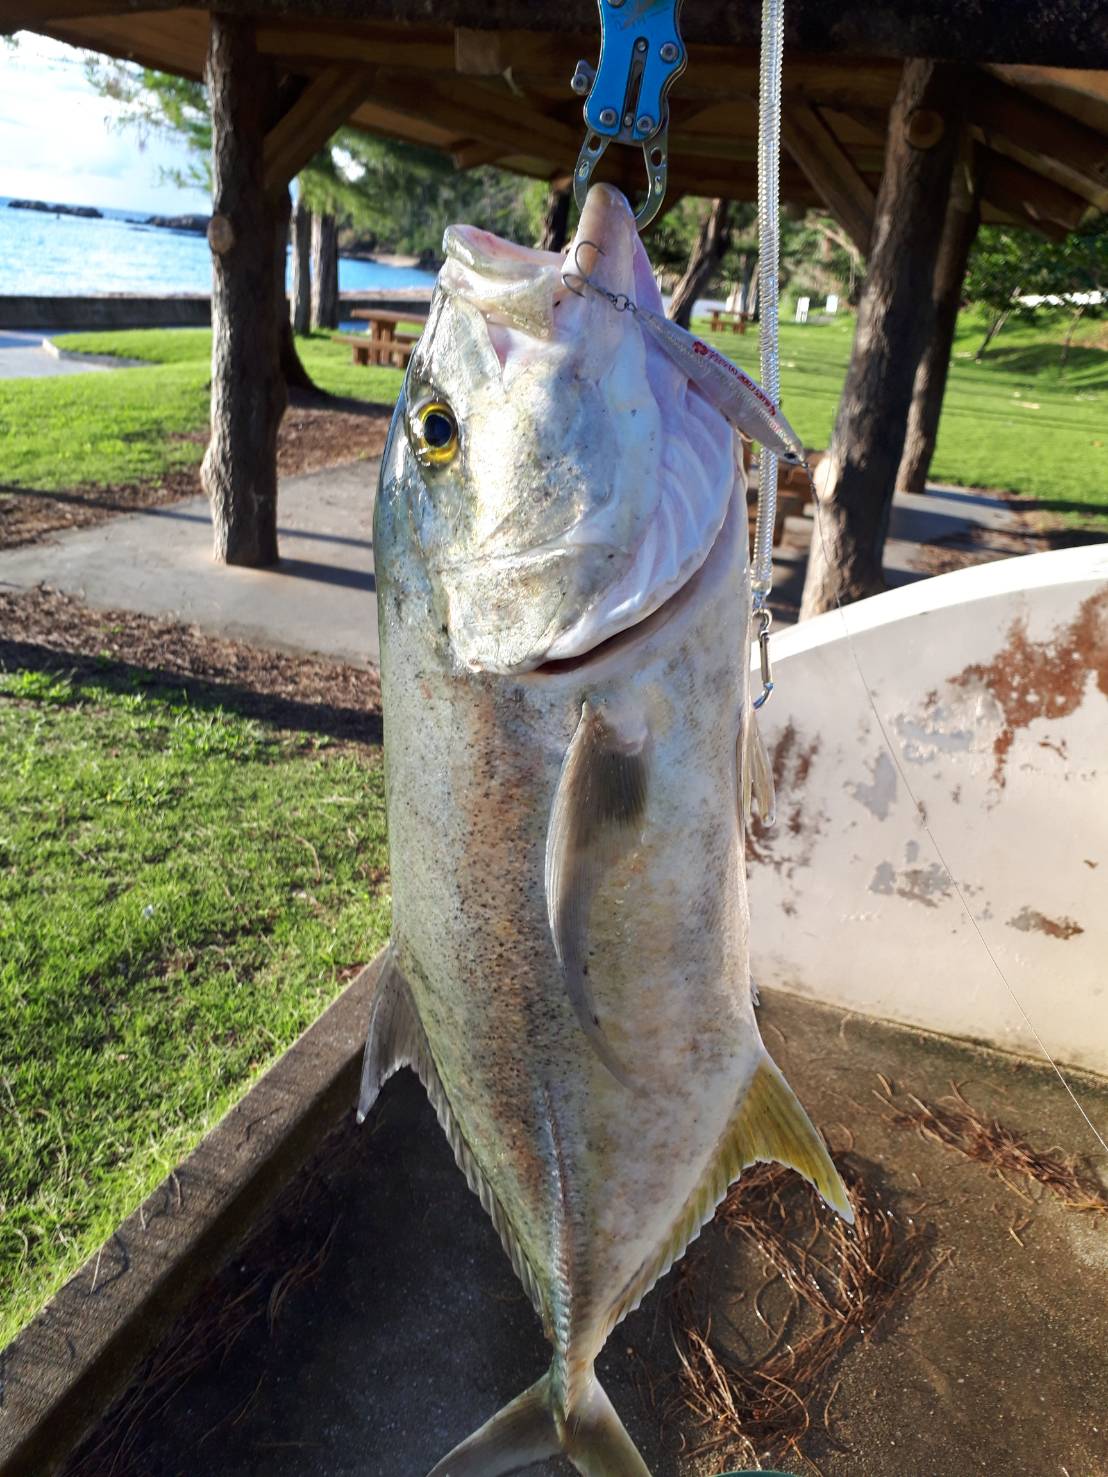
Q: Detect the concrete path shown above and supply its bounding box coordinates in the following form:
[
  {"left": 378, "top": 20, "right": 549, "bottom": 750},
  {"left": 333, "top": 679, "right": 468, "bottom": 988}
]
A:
[
  {"left": 0, "top": 468, "right": 1029, "bottom": 667},
  {"left": 767, "top": 482, "right": 1028, "bottom": 619},
  {"left": 0, "top": 330, "right": 121, "bottom": 378},
  {"left": 0, "top": 461, "right": 380, "bottom": 668}
]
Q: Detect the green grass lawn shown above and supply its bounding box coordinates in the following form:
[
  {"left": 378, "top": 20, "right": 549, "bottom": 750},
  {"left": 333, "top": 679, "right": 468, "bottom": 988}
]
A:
[
  {"left": 0, "top": 669, "right": 390, "bottom": 1345},
  {"left": 3, "top": 309, "right": 1105, "bottom": 522},
  {"left": 697, "top": 307, "right": 1108, "bottom": 521},
  {"left": 0, "top": 329, "right": 405, "bottom": 492}
]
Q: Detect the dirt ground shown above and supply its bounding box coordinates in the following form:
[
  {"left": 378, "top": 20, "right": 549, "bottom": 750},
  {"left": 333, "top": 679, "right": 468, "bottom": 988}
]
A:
[
  {"left": 0, "top": 395, "right": 393, "bottom": 552},
  {"left": 0, "top": 584, "right": 381, "bottom": 746}
]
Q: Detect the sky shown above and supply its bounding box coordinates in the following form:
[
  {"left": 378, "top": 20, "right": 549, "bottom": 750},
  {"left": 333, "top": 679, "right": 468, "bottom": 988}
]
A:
[{"left": 0, "top": 33, "right": 211, "bottom": 215}]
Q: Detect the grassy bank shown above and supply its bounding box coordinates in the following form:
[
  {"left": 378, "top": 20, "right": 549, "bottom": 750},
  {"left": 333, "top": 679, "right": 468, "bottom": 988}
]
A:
[
  {"left": 0, "top": 329, "right": 404, "bottom": 492},
  {"left": 0, "top": 669, "right": 390, "bottom": 1345}
]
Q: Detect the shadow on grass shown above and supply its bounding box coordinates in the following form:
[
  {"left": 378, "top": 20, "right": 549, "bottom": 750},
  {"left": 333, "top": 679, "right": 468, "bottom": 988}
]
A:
[
  {"left": 969, "top": 340, "right": 1108, "bottom": 387},
  {"left": 0, "top": 638, "right": 382, "bottom": 747}
]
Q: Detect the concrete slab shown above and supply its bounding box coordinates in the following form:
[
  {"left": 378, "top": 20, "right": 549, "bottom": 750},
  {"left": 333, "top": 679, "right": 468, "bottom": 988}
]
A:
[
  {"left": 52, "top": 991, "right": 1108, "bottom": 1477},
  {"left": 0, "top": 461, "right": 381, "bottom": 668},
  {"left": 0, "top": 331, "right": 115, "bottom": 379}
]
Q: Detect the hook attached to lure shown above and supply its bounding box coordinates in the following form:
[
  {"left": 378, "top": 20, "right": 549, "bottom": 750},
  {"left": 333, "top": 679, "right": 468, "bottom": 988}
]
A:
[{"left": 562, "top": 248, "right": 806, "bottom": 467}]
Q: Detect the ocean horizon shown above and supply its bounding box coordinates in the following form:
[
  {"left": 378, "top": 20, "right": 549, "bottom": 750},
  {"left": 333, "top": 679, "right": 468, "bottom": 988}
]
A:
[{"left": 0, "top": 196, "right": 438, "bottom": 297}]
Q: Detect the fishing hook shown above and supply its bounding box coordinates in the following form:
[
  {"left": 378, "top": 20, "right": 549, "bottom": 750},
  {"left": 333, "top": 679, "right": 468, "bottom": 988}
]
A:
[{"left": 560, "top": 240, "right": 636, "bottom": 315}]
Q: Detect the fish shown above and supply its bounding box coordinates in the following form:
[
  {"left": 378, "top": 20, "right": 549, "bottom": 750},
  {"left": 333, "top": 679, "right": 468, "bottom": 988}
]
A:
[{"left": 360, "top": 183, "right": 852, "bottom": 1477}]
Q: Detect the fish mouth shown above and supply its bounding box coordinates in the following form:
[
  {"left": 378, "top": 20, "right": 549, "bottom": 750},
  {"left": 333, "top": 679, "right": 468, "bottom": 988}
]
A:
[{"left": 529, "top": 493, "right": 739, "bottom": 679}]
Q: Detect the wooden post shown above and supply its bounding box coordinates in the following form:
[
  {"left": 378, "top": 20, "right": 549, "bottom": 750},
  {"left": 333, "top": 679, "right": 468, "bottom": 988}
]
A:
[
  {"left": 536, "top": 182, "right": 571, "bottom": 251},
  {"left": 202, "top": 13, "right": 287, "bottom": 568},
  {"left": 310, "top": 210, "right": 339, "bottom": 329},
  {"left": 800, "top": 61, "right": 967, "bottom": 618},
  {"left": 667, "top": 198, "right": 732, "bottom": 328},
  {"left": 291, "top": 194, "right": 311, "bottom": 334},
  {"left": 896, "top": 146, "right": 981, "bottom": 494}
]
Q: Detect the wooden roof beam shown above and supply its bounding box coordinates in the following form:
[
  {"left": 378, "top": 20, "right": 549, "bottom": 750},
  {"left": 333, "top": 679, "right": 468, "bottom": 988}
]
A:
[
  {"left": 450, "top": 139, "right": 508, "bottom": 169},
  {"left": 781, "top": 99, "right": 875, "bottom": 255},
  {"left": 263, "top": 64, "right": 375, "bottom": 191},
  {"left": 980, "top": 152, "right": 1092, "bottom": 230},
  {"left": 970, "top": 73, "right": 1108, "bottom": 201}
]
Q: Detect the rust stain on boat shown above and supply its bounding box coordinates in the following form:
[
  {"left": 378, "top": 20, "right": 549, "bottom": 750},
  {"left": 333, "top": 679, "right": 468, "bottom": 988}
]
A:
[
  {"left": 950, "top": 588, "right": 1108, "bottom": 785},
  {"left": 747, "top": 722, "right": 824, "bottom": 875},
  {"left": 1008, "top": 906, "right": 1085, "bottom": 940}
]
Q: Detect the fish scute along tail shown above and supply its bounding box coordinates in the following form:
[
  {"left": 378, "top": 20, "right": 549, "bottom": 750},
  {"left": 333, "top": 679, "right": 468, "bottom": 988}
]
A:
[{"left": 425, "top": 1369, "right": 652, "bottom": 1477}]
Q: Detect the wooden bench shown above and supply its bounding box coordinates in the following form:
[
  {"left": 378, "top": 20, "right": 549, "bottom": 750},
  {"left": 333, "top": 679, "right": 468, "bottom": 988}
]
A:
[
  {"left": 744, "top": 445, "right": 823, "bottom": 547},
  {"left": 708, "top": 308, "right": 751, "bottom": 335},
  {"left": 339, "top": 333, "right": 417, "bottom": 369},
  {"left": 346, "top": 307, "right": 427, "bottom": 369}
]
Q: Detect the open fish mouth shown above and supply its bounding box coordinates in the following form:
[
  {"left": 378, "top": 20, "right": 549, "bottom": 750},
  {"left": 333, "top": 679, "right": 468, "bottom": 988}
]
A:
[{"left": 529, "top": 490, "right": 741, "bottom": 678}]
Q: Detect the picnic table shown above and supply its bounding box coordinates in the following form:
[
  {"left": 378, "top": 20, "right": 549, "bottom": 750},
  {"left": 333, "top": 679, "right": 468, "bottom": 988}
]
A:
[
  {"left": 707, "top": 307, "right": 750, "bottom": 334},
  {"left": 340, "top": 308, "right": 428, "bottom": 368}
]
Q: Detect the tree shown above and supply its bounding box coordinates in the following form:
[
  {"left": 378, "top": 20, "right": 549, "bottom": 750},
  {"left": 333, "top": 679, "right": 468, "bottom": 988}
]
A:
[
  {"left": 84, "top": 59, "right": 211, "bottom": 192},
  {"left": 290, "top": 197, "right": 311, "bottom": 334},
  {"left": 800, "top": 60, "right": 968, "bottom": 619},
  {"left": 963, "top": 226, "right": 1034, "bottom": 360},
  {"left": 667, "top": 199, "right": 734, "bottom": 327}
]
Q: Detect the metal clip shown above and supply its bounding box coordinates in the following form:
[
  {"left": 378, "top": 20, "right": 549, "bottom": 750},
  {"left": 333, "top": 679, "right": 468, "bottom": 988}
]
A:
[
  {"left": 571, "top": 0, "right": 686, "bottom": 229},
  {"left": 752, "top": 606, "right": 774, "bottom": 709}
]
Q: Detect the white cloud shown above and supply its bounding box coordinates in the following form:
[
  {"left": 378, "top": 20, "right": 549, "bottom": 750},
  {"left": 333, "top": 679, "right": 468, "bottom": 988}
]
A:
[{"left": 0, "top": 34, "right": 210, "bottom": 213}]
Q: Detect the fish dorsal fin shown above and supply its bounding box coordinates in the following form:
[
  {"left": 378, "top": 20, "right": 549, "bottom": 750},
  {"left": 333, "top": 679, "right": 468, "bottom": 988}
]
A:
[
  {"left": 739, "top": 709, "right": 776, "bottom": 828},
  {"left": 358, "top": 950, "right": 547, "bottom": 1321},
  {"left": 545, "top": 700, "right": 649, "bottom": 1088},
  {"left": 605, "top": 1052, "right": 853, "bottom": 1339}
]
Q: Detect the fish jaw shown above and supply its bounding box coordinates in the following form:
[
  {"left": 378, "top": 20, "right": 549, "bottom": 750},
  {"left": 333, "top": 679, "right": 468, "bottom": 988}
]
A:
[{"left": 388, "top": 183, "right": 737, "bottom": 676}]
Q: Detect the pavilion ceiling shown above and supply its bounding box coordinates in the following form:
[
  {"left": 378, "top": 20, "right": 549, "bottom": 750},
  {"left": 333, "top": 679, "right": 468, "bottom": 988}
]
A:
[{"left": 15, "top": 5, "right": 1108, "bottom": 241}]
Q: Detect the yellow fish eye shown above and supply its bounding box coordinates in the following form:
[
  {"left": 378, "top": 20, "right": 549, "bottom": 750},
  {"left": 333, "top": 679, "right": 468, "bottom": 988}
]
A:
[{"left": 411, "top": 399, "right": 458, "bottom": 465}]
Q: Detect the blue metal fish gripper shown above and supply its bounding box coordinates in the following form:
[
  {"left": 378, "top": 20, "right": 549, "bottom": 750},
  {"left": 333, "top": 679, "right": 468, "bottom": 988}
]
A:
[{"left": 570, "top": 0, "right": 687, "bottom": 229}]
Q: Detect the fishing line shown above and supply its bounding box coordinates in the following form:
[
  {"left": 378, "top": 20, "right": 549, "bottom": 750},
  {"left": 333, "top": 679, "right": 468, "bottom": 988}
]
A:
[{"left": 799, "top": 461, "right": 1108, "bottom": 1162}]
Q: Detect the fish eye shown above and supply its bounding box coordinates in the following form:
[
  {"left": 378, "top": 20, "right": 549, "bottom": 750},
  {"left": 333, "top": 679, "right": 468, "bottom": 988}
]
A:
[{"left": 411, "top": 399, "right": 459, "bottom": 466}]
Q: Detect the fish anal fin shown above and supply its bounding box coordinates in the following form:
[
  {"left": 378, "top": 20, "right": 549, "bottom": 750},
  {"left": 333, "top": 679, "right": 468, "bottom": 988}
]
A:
[
  {"left": 545, "top": 700, "right": 649, "bottom": 1087},
  {"left": 357, "top": 949, "right": 421, "bottom": 1123},
  {"left": 604, "top": 1052, "right": 853, "bottom": 1340},
  {"left": 358, "top": 948, "right": 548, "bottom": 1321}
]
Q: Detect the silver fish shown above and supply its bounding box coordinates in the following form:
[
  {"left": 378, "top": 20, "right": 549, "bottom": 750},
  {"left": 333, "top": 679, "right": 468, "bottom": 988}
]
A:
[{"left": 360, "top": 184, "right": 852, "bottom": 1477}]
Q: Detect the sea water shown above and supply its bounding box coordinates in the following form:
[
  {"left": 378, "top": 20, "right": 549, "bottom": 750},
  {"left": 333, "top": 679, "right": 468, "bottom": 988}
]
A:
[{"left": 0, "top": 199, "right": 437, "bottom": 296}]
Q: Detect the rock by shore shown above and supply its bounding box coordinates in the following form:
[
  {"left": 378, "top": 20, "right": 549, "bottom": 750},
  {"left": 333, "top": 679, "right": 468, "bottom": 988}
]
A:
[
  {"left": 8, "top": 199, "right": 102, "bottom": 219},
  {"left": 143, "top": 214, "right": 210, "bottom": 234}
]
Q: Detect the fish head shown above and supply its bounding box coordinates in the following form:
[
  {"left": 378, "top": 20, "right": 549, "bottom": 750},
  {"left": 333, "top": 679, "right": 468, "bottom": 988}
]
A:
[{"left": 382, "top": 184, "right": 737, "bottom": 674}]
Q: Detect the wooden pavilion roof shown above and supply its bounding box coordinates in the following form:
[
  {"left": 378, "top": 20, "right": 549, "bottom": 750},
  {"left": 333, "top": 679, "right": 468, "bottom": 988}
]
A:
[{"left": 12, "top": 1, "right": 1108, "bottom": 243}]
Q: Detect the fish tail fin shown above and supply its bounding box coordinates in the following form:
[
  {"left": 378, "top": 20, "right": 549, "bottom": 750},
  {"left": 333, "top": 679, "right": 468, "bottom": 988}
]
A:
[
  {"left": 425, "top": 1368, "right": 652, "bottom": 1477},
  {"left": 424, "top": 1373, "right": 558, "bottom": 1477},
  {"left": 561, "top": 1373, "right": 653, "bottom": 1477}
]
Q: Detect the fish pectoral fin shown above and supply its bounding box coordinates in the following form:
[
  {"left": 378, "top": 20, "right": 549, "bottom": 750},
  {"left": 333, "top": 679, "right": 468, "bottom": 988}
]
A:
[
  {"left": 425, "top": 1374, "right": 560, "bottom": 1477},
  {"left": 425, "top": 1369, "right": 652, "bottom": 1477},
  {"left": 545, "top": 700, "right": 648, "bottom": 1090},
  {"left": 728, "top": 1054, "right": 854, "bottom": 1222},
  {"left": 739, "top": 709, "right": 776, "bottom": 828}
]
